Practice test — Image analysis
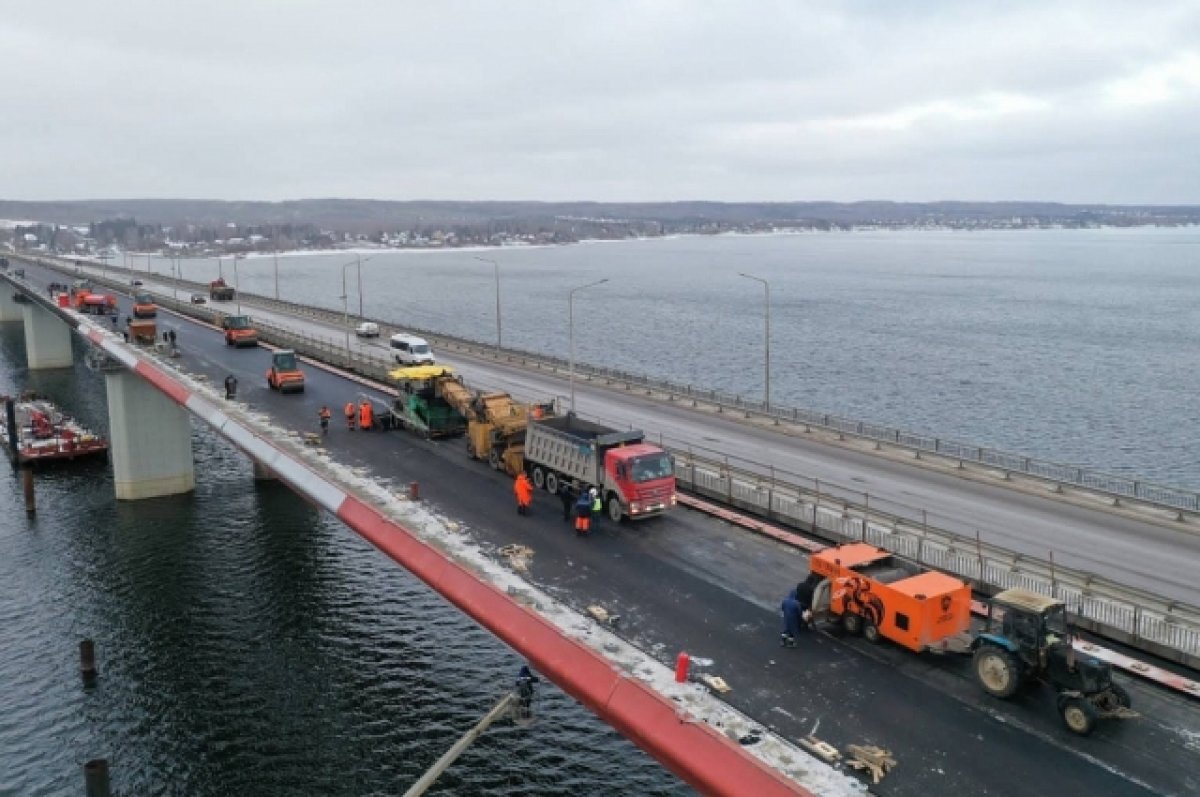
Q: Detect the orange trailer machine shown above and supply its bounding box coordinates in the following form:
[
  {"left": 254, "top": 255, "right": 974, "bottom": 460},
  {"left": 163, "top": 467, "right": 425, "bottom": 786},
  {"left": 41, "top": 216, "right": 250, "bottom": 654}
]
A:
[{"left": 808, "top": 542, "right": 971, "bottom": 653}]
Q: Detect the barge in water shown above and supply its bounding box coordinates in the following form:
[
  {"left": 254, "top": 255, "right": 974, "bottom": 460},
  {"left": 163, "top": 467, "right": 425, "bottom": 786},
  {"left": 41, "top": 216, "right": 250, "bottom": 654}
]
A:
[{"left": 1, "top": 393, "right": 108, "bottom": 465}]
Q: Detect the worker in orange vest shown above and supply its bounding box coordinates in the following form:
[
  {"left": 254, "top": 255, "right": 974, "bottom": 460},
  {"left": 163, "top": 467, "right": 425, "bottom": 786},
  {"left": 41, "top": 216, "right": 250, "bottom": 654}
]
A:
[
  {"left": 514, "top": 471, "right": 534, "bottom": 516},
  {"left": 359, "top": 399, "right": 373, "bottom": 431},
  {"left": 318, "top": 405, "right": 332, "bottom": 435},
  {"left": 344, "top": 401, "right": 356, "bottom": 431}
]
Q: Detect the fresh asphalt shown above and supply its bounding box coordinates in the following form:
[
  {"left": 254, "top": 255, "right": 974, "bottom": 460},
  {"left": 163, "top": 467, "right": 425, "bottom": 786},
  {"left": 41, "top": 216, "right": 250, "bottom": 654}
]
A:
[{"left": 20, "top": 262, "right": 1200, "bottom": 797}]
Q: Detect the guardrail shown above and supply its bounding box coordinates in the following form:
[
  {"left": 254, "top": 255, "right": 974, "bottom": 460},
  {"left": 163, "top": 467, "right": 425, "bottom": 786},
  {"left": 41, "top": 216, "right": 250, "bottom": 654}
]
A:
[{"left": 28, "top": 256, "right": 1200, "bottom": 668}]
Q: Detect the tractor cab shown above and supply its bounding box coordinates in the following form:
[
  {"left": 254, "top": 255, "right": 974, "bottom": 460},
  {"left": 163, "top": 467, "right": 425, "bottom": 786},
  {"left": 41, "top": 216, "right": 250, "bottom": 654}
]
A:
[{"left": 983, "top": 589, "right": 1070, "bottom": 670}]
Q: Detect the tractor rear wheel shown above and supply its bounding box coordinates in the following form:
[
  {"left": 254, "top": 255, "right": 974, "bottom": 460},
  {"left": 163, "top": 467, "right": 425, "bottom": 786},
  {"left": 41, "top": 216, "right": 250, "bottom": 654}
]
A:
[
  {"left": 1109, "top": 683, "right": 1132, "bottom": 709},
  {"left": 973, "top": 645, "right": 1021, "bottom": 699},
  {"left": 1059, "top": 696, "right": 1098, "bottom": 736}
]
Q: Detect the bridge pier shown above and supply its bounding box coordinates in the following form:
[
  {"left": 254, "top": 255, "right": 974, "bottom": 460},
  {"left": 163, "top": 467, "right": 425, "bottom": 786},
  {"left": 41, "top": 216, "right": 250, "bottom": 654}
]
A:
[
  {"left": 104, "top": 370, "right": 195, "bottom": 500},
  {"left": 21, "top": 303, "right": 75, "bottom": 368},
  {"left": 0, "top": 289, "right": 23, "bottom": 322}
]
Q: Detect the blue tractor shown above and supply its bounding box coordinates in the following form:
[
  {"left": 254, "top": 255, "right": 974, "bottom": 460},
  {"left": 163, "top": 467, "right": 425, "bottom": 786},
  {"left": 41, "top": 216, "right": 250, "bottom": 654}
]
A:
[{"left": 971, "top": 588, "right": 1136, "bottom": 736}]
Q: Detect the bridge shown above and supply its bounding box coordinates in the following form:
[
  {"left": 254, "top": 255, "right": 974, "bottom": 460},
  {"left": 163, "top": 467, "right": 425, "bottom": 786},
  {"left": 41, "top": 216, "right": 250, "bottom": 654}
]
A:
[{"left": 4, "top": 255, "right": 1198, "bottom": 796}]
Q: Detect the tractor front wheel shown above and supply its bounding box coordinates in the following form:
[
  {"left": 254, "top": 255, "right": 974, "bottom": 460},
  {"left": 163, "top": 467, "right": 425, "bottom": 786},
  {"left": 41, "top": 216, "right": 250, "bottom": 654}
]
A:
[
  {"left": 1059, "top": 696, "right": 1098, "bottom": 736},
  {"left": 973, "top": 645, "right": 1021, "bottom": 699}
]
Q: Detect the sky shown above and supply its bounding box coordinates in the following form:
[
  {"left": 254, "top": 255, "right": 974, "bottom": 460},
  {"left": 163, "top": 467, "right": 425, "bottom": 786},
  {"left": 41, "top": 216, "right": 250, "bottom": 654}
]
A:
[{"left": 2, "top": 1, "right": 1198, "bottom": 204}]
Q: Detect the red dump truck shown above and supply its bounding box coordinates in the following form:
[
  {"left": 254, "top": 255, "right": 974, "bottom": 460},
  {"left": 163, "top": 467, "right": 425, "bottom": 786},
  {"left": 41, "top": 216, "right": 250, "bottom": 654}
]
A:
[{"left": 522, "top": 414, "right": 676, "bottom": 521}]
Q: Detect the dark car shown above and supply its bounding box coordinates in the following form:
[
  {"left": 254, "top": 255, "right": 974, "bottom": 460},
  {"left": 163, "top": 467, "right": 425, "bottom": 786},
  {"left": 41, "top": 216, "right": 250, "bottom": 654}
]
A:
[{"left": 190, "top": 294, "right": 207, "bottom": 304}]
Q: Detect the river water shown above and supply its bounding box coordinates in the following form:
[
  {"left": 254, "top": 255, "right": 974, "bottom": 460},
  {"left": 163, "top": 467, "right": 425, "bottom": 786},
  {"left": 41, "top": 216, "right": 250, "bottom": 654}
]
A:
[
  {"left": 150, "top": 227, "right": 1200, "bottom": 488},
  {"left": 0, "top": 334, "right": 687, "bottom": 794}
]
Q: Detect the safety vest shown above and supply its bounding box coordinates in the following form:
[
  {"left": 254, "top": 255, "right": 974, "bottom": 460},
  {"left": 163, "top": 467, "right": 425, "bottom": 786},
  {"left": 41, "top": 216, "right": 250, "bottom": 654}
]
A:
[{"left": 592, "top": 495, "right": 602, "bottom": 512}]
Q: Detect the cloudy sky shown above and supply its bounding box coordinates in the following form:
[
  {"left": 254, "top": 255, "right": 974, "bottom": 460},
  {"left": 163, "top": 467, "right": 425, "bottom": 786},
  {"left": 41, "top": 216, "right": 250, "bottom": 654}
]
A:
[{"left": 2, "top": 1, "right": 1198, "bottom": 203}]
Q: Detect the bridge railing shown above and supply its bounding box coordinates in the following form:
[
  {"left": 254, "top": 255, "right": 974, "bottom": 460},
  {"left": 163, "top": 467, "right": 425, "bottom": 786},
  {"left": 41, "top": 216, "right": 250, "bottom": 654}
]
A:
[{"left": 32, "top": 256, "right": 1200, "bottom": 666}]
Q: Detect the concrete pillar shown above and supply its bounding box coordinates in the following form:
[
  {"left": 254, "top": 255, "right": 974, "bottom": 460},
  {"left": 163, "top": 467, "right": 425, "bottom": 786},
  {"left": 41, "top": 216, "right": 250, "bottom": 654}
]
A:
[
  {"left": 0, "top": 289, "right": 23, "bottom": 322},
  {"left": 104, "top": 371, "right": 195, "bottom": 500},
  {"left": 22, "top": 303, "right": 74, "bottom": 369}
]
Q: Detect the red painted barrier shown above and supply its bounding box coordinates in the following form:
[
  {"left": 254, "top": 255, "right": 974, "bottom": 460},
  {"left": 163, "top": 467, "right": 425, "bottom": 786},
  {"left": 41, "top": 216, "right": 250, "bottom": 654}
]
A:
[{"left": 336, "top": 494, "right": 810, "bottom": 797}]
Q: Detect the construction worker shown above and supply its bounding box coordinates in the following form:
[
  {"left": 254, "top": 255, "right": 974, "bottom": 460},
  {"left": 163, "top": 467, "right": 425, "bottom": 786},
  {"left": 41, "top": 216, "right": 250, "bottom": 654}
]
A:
[
  {"left": 514, "top": 471, "right": 533, "bottom": 516},
  {"left": 574, "top": 490, "right": 593, "bottom": 536},
  {"left": 318, "top": 405, "right": 332, "bottom": 435},
  {"left": 780, "top": 588, "right": 804, "bottom": 647},
  {"left": 559, "top": 481, "right": 575, "bottom": 522},
  {"left": 344, "top": 401, "right": 356, "bottom": 431},
  {"left": 590, "top": 487, "right": 603, "bottom": 527},
  {"left": 359, "top": 399, "right": 373, "bottom": 431}
]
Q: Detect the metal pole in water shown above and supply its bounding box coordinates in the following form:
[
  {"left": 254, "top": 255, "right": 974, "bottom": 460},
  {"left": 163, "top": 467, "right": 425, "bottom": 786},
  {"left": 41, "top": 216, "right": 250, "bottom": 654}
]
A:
[{"left": 403, "top": 692, "right": 517, "bottom": 797}]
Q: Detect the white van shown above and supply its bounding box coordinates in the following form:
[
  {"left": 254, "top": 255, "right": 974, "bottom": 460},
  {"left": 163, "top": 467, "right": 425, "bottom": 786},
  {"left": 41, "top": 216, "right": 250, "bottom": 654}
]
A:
[{"left": 390, "top": 333, "right": 435, "bottom": 365}]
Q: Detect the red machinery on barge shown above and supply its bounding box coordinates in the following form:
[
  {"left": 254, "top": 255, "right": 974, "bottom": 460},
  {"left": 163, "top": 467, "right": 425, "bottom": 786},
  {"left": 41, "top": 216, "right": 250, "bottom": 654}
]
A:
[{"left": 2, "top": 393, "right": 108, "bottom": 464}]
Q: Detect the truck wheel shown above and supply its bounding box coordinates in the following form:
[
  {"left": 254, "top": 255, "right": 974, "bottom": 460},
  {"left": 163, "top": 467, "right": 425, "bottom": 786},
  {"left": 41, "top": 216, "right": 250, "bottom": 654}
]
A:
[
  {"left": 545, "top": 472, "right": 559, "bottom": 495},
  {"left": 973, "top": 645, "right": 1021, "bottom": 699},
  {"left": 1059, "top": 696, "right": 1098, "bottom": 736},
  {"left": 863, "top": 622, "right": 882, "bottom": 644},
  {"left": 607, "top": 496, "right": 623, "bottom": 523},
  {"left": 842, "top": 613, "right": 863, "bottom": 636},
  {"left": 531, "top": 467, "right": 545, "bottom": 490}
]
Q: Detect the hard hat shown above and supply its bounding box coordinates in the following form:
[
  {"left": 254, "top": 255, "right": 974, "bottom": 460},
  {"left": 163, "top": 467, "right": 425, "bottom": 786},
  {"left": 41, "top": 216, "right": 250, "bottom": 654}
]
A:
[{"left": 589, "top": 488, "right": 598, "bottom": 497}]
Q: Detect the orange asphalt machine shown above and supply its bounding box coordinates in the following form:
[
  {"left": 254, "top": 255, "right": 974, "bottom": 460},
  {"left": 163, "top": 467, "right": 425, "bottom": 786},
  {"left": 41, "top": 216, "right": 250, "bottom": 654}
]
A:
[{"left": 808, "top": 542, "right": 972, "bottom": 653}]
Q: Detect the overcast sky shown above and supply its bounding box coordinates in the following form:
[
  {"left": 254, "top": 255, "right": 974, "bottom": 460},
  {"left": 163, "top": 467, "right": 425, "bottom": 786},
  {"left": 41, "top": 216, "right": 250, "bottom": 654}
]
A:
[{"left": 2, "top": 1, "right": 1198, "bottom": 204}]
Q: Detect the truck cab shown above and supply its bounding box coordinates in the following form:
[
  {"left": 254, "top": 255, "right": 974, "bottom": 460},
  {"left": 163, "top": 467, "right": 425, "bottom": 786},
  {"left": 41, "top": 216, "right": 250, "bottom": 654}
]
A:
[
  {"left": 604, "top": 444, "right": 676, "bottom": 521},
  {"left": 132, "top": 292, "right": 157, "bottom": 318},
  {"left": 221, "top": 315, "right": 259, "bottom": 348}
]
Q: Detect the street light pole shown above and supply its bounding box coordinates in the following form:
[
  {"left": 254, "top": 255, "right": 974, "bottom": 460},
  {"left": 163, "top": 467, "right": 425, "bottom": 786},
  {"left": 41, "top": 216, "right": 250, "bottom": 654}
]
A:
[
  {"left": 274, "top": 250, "right": 280, "bottom": 300},
  {"left": 233, "top": 255, "right": 243, "bottom": 314},
  {"left": 738, "top": 272, "right": 771, "bottom": 410},
  {"left": 568, "top": 278, "right": 609, "bottom": 415},
  {"left": 356, "top": 254, "right": 364, "bottom": 318},
  {"left": 341, "top": 260, "right": 355, "bottom": 350},
  {"left": 474, "top": 256, "right": 502, "bottom": 356}
]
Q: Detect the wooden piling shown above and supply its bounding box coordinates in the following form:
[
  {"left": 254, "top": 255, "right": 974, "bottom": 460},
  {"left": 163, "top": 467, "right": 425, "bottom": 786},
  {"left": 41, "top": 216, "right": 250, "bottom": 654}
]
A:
[
  {"left": 84, "top": 759, "right": 110, "bottom": 797},
  {"left": 80, "top": 639, "right": 98, "bottom": 681},
  {"left": 22, "top": 467, "right": 35, "bottom": 514}
]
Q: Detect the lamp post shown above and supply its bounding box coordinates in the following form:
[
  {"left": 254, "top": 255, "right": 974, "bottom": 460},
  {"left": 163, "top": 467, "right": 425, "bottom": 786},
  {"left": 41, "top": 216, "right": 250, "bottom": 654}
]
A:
[
  {"left": 341, "top": 259, "right": 356, "bottom": 350},
  {"left": 233, "top": 255, "right": 244, "bottom": 314},
  {"left": 355, "top": 255, "right": 374, "bottom": 318},
  {"left": 568, "top": 278, "right": 609, "bottom": 414},
  {"left": 274, "top": 250, "right": 280, "bottom": 300},
  {"left": 474, "top": 256, "right": 502, "bottom": 356},
  {"left": 738, "top": 272, "right": 771, "bottom": 410}
]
